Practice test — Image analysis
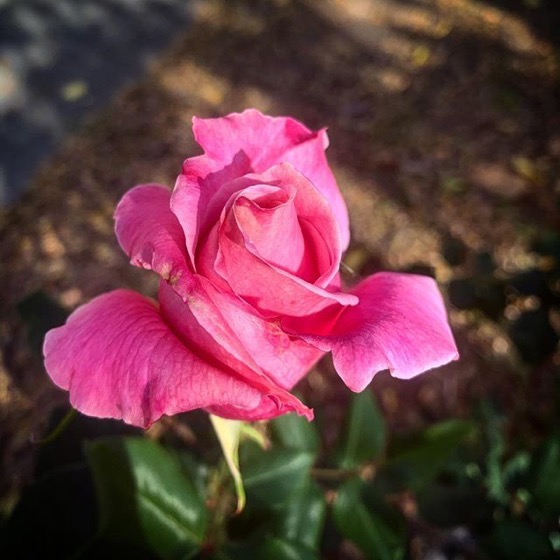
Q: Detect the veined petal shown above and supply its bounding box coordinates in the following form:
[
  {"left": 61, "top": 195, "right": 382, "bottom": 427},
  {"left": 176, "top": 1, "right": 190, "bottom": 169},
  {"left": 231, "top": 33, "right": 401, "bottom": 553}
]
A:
[
  {"left": 43, "top": 290, "right": 285, "bottom": 428},
  {"left": 115, "top": 184, "right": 190, "bottom": 282},
  {"left": 296, "top": 273, "right": 459, "bottom": 392},
  {"left": 114, "top": 182, "right": 322, "bottom": 397},
  {"left": 159, "top": 279, "right": 324, "bottom": 393}
]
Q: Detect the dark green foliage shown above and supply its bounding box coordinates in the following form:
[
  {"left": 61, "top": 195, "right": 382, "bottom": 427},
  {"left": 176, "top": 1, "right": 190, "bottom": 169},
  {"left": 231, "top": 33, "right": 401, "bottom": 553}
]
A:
[
  {"left": 384, "top": 420, "right": 475, "bottom": 491},
  {"left": 241, "top": 445, "right": 315, "bottom": 509},
  {"left": 85, "top": 437, "right": 208, "bottom": 559},
  {"left": 332, "top": 479, "right": 405, "bottom": 560},
  {"left": 485, "top": 521, "right": 555, "bottom": 560},
  {"left": 525, "top": 434, "right": 560, "bottom": 520},
  {"left": 3, "top": 390, "right": 560, "bottom": 559},
  {"left": 270, "top": 411, "right": 320, "bottom": 454},
  {"left": 336, "top": 390, "right": 386, "bottom": 468}
]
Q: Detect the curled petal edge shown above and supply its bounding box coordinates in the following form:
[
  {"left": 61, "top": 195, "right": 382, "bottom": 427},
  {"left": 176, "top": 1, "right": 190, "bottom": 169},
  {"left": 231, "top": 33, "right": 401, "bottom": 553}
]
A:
[{"left": 289, "top": 272, "right": 459, "bottom": 392}]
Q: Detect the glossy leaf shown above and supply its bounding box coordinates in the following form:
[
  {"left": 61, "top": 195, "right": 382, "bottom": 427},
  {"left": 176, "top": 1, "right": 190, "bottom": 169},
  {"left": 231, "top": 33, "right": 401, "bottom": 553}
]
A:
[
  {"left": 272, "top": 478, "right": 326, "bottom": 550},
  {"left": 332, "top": 479, "right": 405, "bottom": 560},
  {"left": 338, "top": 390, "right": 386, "bottom": 468},
  {"left": 477, "top": 401, "right": 508, "bottom": 505},
  {"left": 241, "top": 443, "right": 314, "bottom": 508},
  {"left": 526, "top": 434, "right": 560, "bottom": 519},
  {"left": 86, "top": 437, "right": 208, "bottom": 559},
  {"left": 271, "top": 412, "right": 320, "bottom": 454},
  {"left": 385, "top": 420, "right": 474, "bottom": 491}
]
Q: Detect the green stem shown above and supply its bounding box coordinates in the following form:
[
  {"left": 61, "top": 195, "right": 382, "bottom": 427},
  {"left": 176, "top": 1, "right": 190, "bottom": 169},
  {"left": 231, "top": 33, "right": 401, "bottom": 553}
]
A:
[
  {"left": 311, "top": 462, "right": 377, "bottom": 482},
  {"left": 32, "top": 408, "right": 77, "bottom": 445}
]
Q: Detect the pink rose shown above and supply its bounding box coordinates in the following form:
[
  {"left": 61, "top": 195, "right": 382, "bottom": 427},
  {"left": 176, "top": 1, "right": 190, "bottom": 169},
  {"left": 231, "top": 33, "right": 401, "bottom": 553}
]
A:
[{"left": 43, "top": 109, "right": 458, "bottom": 428}]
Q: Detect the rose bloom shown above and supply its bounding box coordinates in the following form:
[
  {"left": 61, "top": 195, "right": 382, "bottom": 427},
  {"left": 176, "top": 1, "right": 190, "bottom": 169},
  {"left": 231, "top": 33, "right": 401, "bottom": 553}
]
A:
[{"left": 43, "top": 109, "right": 458, "bottom": 427}]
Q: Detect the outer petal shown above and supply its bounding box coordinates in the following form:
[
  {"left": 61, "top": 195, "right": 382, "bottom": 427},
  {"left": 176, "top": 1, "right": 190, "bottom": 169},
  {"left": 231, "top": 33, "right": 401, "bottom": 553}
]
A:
[
  {"left": 113, "top": 182, "right": 321, "bottom": 407},
  {"left": 43, "top": 290, "right": 287, "bottom": 428},
  {"left": 281, "top": 127, "right": 350, "bottom": 251},
  {"left": 293, "top": 273, "right": 459, "bottom": 392},
  {"left": 115, "top": 184, "right": 190, "bottom": 282},
  {"left": 190, "top": 109, "right": 350, "bottom": 249},
  {"left": 159, "top": 280, "right": 324, "bottom": 393}
]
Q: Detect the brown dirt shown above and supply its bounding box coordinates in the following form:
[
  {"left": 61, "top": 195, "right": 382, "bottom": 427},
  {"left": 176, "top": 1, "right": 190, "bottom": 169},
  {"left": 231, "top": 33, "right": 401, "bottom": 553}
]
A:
[{"left": 1, "top": 0, "right": 559, "bottom": 508}]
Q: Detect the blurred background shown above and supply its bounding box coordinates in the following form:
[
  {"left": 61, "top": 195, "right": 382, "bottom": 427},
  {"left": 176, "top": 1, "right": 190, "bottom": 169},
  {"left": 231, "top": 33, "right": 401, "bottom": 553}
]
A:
[
  {"left": 0, "top": 0, "right": 559, "bottom": 558},
  {"left": 0, "top": 0, "right": 193, "bottom": 204}
]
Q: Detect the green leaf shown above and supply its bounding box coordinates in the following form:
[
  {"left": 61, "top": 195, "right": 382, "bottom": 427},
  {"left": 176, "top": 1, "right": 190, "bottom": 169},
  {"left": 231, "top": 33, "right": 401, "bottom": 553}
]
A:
[
  {"left": 85, "top": 437, "right": 208, "bottom": 559},
  {"left": 526, "top": 434, "right": 560, "bottom": 519},
  {"left": 210, "top": 415, "right": 246, "bottom": 513},
  {"left": 385, "top": 420, "right": 474, "bottom": 491},
  {"left": 271, "top": 413, "right": 320, "bottom": 454},
  {"left": 332, "top": 479, "right": 405, "bottom": 560},
  {"left": 484, "top": 412, "right": 508, "bottom": 504},
  {"left": 272, "top": 478, "right": 326, "bottom": 550},
  {"left": 338, "top": 391, "right": 386, "bottom": 468},
  {"left": 241, "top": 444, "right": 314, "bottom": 508},
  {"left": 502, "top": 451, "right": 531, "bottom": 488}
]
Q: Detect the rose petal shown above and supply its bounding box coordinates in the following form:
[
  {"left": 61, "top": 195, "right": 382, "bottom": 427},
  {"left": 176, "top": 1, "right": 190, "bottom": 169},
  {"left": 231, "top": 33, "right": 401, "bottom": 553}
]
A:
[
  {"left": 114, "top": 183, "right": 321, "bottom": 406},
  {"left": 193, "top": 109, "right": 312, "bottom": 167},
  {"left": 233, "top": 184, "right": 310, "bottom": 279},
  {"left": 171, "top": 151, "right": 252, "bottom": 267},
  {"left": 190, "top": 109, "right": 350, "bottom": 249},
  {"left": 159, "top": 279, "right": 323, "bottom": 393},
  {"left": 115, "top": 184, "right": 190, "bottom": 283},
  {"left": 255, "top": 163, "right": 342, "bottom": 287},
  {"left": 43, "top": 290, "right": 293, "bottom": 428},
  {"left": 195, "top": 163, "right": 355, "bottom": 317},
  {"left": 293, "top": 273, "right": 459, "bottom": 392},
  {"left": 214, "top": 218, "right": 356, "bottom": 318},
  {"left": 281, "top": 127, "right": 350, "bottom": 251}
]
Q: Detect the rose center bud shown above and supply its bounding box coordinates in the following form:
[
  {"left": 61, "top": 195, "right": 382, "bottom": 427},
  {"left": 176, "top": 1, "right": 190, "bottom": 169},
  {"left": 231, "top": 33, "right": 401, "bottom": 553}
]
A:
[{"left": 233, "top": 184, "right": 319, "bottom": 282}]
